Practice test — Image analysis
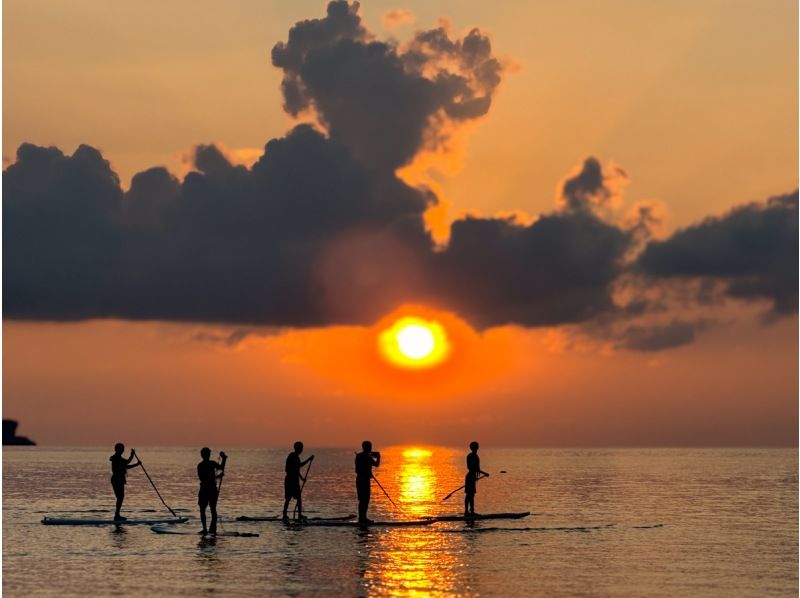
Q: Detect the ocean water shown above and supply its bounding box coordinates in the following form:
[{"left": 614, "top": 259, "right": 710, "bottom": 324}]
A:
[{"left": 3, "top": 447, "right": 797, "bottom": 596}]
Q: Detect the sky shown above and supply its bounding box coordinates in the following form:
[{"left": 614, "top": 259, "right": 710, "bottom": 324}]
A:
[{"left": 3, "top": 0, "right": 798, "bottom": 447}]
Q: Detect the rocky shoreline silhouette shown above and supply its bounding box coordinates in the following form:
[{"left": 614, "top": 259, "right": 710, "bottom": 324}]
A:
[{"left": 3, "top": 420, "right": 36, "bottom": 445}]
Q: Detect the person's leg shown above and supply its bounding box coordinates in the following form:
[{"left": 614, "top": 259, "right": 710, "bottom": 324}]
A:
[
  {"left": 209, "top": 495, "right": 218, "bottom": 534},
  {"left": 296, "top": 494, "right": 303, "bottom": 519},
  {"left": 357, "top": 481, "right": 367, "bottom": 522},
  {"left": 464, "top": 494, "right": 470, "bottom": 516},
  {"left": 364, "top": 485, "right": 372, "bottom": 522},
  {"left": 114, "top": 484, "right": 125, "bottom": 520},
  {"left": 283, "top": 498, "right": 291, "bottom": 519},
  {"left": 199, "top": 492, "right": 208, "bottom": 534}
]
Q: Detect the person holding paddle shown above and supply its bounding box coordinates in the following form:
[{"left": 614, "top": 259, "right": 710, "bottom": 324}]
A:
[
  {"left": 110, "top": 443, "right": 141, "bottom": 521},
  {"left": 283, "top": 441, "right": 314, "bottom": 522},
  {"left": 355, "top": 441, "right": 381, "bottom": 524},
  {"left": 197, "top": 447, "right": 227, "bottom": 536},
  {"left": 465, "top": 441, "right": 489, "bottom": 517}
]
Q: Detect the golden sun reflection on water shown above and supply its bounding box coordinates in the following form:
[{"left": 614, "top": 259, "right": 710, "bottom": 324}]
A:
[{"left": 357, "top": 446, "right": 467, "bottom": 596}]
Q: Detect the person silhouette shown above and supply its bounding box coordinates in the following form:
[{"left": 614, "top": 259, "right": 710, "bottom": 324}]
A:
[
  {"left": 465, "top": 441, "right": 489, "bottom": 516},
  {"left": 110, "top": 443, "right": 141, "bottom": 521},
  {"left": 197, "top": 447, "right": 227, "bottom": 535},
  {"left": 355, "top": 440, "right": 381, "bottom": 524},
  {"left": 283, "top": 441, "right": 314, "bottom": 522}
]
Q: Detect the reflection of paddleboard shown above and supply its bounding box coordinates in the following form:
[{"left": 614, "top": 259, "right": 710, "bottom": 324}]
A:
[
  {"left": 236, "top": 515, "right": 355, "bottom": 522},
  {"left": 42, "top": 517, "right": 188, "bottom": 526},
  {"left": 426, "top": 512, "right": 531, "bottom": 522},
  {"left": 300, "top": 519, "right": 436, "bottom": 527},
  {"left": 150, "top": 525, "right": 258, "bottom": 537}
]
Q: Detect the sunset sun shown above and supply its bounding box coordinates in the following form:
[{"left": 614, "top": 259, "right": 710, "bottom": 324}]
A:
[{"left": 379, "top": 316, "right": 450, "bottom": 369}]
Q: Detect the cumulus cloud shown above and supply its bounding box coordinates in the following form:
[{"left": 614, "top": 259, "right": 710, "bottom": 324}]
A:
[
  {"left": 637, "top": 191, "right": 798, "bottom": 315},
  {"left": 3, "top": 1, "right": 796, "bottom": 352},
  {"left": 435, "top": 211, "right": 631, "bottom": 328},
  {"left": 271, "top": 0, "right": 502, "bottom": 170}
]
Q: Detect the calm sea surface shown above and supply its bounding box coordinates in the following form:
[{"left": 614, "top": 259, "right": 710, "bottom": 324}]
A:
[{"left": 3, "top": 447, "right": 797, "bottom": 596}]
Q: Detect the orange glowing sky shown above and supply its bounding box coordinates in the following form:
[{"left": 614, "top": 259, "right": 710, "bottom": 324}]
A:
[{"left": 2, "top": 0, "right": 797, "bottom": 446}]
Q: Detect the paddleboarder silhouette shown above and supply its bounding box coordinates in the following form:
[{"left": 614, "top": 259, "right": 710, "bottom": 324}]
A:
[
  {"left": 465, "top": 441, "right": 489, "bottom": 516},
  {"left": 355, "top": 440, "right": 381, "bottom": 524},
  {"left": 110, "top": 443, "right": 141, "bottom": 521},
  {"left": 197, "top": 447, "right": 227, "bottom": 536},
  {"left": 283, "top": 441, "right": 314, "bottom": 522}
]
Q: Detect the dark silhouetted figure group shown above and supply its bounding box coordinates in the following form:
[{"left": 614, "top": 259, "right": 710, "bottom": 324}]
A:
[{"left": 109, "top": 439, "right": 489, "bottom": 529}]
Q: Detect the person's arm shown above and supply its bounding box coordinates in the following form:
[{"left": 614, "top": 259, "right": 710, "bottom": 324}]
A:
[
  {"left": 126, "top": 449, "right": 141, "bottom": 468},
  {"left": 300, "top": 455, "right": 315, "bottom": 467},
  {"left": 216, "top": 452, "right": 228, "bottom": 478},
  {"left": 371, "top": 452, "right": 381, "bottom": 467}
]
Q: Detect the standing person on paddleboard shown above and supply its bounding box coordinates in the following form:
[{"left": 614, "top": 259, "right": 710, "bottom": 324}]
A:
[
  {"left": 355, "top": 441, "right": 381, "bottom": 524},
  {"left": 110, "top": 443, "right": 141, "bottom": 521},
  {"left": 197, "top": 447, "right": 227, "bottom": 536},
  {"left": 283, "top": 441, "right": 314, "bottom": 522},
  {"left": 465, "top": 441, "right": 489, "bottom": 517}
]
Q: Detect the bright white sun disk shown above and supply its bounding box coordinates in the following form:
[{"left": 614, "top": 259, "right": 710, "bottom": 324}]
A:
[{"left": 396, "top": 324, "right": 435, "bottom": 359}]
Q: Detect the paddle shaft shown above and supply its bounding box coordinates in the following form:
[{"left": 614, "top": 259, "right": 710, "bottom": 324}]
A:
[
  {"left": 214, "top": 454, "right": 228, "bottom": 532},
  {"left": 371, "top": 473, "right": 399, "bottom": 510},
  {"left": 216, "top": 454, "right": 228, "bottom": 497},
  {"left": 137, "top": 459, "right": 179, "bottom": 518},
  {"left": 442, "top": 473, "right": 486, "bottom": 502},
  {"left": 292, "top": 459, "right": 313, "bottom": 519}
]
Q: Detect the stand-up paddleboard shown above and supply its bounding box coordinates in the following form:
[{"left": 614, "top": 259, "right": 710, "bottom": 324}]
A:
[
  {"left": 299, "top": 519, "right": 436, "bottom": 528},
  {"left": 426, "top": 512, "right": 531, "bottom": 522},
  {"left": 236, "top": 515, "right": 356, "bottom": 522},
  {"left": 150, "top": 525, "right": 258, "bottom": 537},
  {"left": 42, "top": 516, "right": 188, "bottom": 526}
]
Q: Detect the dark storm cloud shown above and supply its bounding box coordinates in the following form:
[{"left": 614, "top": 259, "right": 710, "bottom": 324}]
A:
[
  {"left": 637, "top": 191, "right": 799, "bottom": 315},
  {"left": 435, "top": 211, "right": 632, "bottom": 328},
  {"left": 4, "top": 126, "right": 435, "bottom": 326},
  {"left": 3, "top": 134, "right": 632, "bottom": 330},
  {"left": 271, "top": 0, "right": 502, "bottom": 170},
  {"left": 3, "top": 1, "right": 797, "bottom": 350}
]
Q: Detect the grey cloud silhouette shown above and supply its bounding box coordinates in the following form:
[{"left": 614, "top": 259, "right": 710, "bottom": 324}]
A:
[
  {"left": 560, "top": 157, "right": 628, "bottom": 214},
  {"left": 271, "top": 0, "right": 501, "bottom": 170},
  {"left": 3, "top": 1, "right": 796, "bottom": 352},
  {"left": 637, "top": 191, "right": 798, "bottom": 315}
]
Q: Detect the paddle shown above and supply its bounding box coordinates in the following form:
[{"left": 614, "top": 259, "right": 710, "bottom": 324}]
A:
[
  {"left": 442, "top": 472, "right": 487, "bottom": 502},
  {"left": 214, "top": 451, "right": 228, "bottom": 534},
  {"left": 292, "top": 457, "right": 313, "bottom": 520},
  {"left": 137, "top": 456, "right": 179, "bottom": 518},
  {"left": 216, "top": 451, "right": 228, "bottom": 496},
  {"left": 371, "top": 473, "right": 400, "bottom": 510}
]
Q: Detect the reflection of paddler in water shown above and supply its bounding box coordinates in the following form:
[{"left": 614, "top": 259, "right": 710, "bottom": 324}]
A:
[
  {"left": 283, "top": 441, "right": 314, "bottom": 522},
  {"left": 197, "top": 447, "right": 227, "bottom": 536},
  {"left": 465, "top": 441, "right": 489, "bottom": 516},
  {"left": 355, "top": 440, "right": 381, "bottom": 524},
  {"left": 110, "top": 443, "right": 141, "bottom": 521}
]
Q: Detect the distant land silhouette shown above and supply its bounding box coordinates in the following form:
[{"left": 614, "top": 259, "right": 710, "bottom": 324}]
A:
[{"left": 3, "top": 420, "right": 36, "bottom": 445}]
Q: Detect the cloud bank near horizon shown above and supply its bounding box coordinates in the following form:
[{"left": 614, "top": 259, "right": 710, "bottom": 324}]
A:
[{"left": 3, "top": 1, "right": 797, "bottom": 350}]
